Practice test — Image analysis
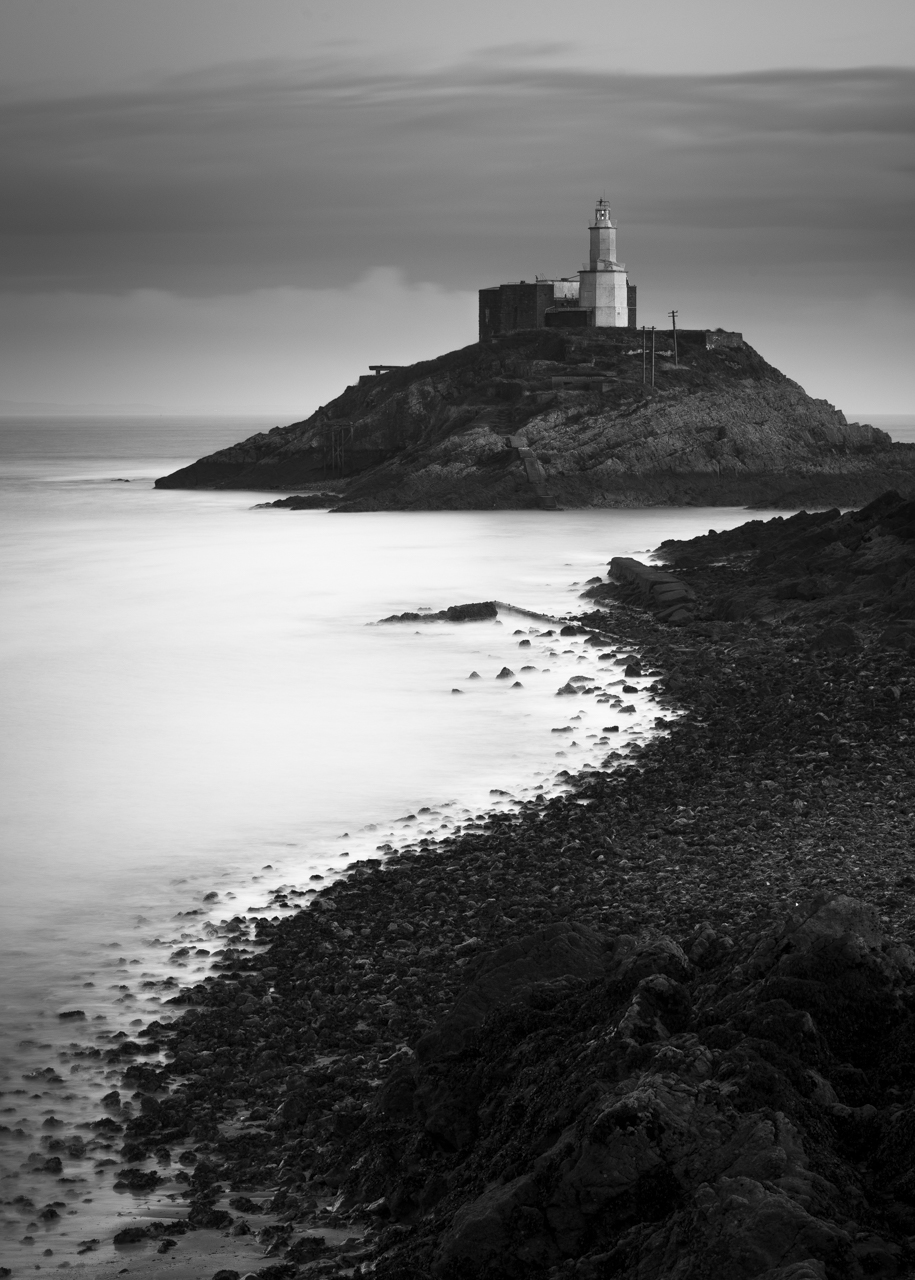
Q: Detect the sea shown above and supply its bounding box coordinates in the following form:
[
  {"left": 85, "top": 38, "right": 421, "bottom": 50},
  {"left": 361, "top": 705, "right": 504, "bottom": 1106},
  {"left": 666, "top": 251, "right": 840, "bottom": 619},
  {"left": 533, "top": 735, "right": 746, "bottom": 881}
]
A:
[{"left": 0, "top": 410, "right": 912, "bottom": 1269}]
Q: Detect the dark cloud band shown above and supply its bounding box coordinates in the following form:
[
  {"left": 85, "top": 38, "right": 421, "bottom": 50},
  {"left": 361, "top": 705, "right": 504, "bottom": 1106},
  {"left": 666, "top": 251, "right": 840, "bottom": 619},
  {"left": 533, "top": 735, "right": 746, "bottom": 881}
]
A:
[{"left": 1, "top": 56, "right": 913, "bottom": 294}]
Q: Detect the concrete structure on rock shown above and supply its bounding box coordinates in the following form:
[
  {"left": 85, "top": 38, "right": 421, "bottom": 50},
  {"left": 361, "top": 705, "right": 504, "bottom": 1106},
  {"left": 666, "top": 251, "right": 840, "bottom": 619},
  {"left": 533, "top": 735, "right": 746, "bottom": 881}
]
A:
[{"left": 479, "top": 200, "right": 637, "bottom": 342}]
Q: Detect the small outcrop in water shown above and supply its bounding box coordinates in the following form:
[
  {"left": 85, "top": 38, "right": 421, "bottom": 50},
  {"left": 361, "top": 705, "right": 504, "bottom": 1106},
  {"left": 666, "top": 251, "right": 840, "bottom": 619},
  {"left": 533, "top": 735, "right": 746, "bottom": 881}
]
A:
[
  {"left": 252, "top": 492, "right": 343, "bottom": 510},
  {"left": 378, "top": 602, "right": 499, "bottom": 623},
  {"left": 155, "top": 329, "right": 913, "bottom": 510}
]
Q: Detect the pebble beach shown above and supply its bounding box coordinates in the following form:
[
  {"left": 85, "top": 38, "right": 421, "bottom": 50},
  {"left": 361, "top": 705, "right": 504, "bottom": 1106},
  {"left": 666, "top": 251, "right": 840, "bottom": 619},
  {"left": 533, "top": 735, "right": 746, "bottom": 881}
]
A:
[{"left": 6, "top": 496, "right": 915, "bottom": 1280}]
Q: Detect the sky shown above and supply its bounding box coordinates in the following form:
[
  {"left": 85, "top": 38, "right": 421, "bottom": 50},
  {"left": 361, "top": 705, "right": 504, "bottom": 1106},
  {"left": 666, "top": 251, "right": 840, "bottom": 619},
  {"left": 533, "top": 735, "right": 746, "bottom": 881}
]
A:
[{"left": 1, "top": 0, "right": 914, "bottom": 417}]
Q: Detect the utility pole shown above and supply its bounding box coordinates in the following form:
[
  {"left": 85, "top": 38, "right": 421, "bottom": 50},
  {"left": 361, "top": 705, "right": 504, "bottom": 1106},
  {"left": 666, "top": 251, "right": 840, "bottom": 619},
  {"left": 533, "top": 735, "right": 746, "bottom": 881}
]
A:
[
  {"left": 641, "top": 326, "right": 647, "bottom": 384},
  {"left": 651, "top": 326, "right": 656, "bottom": 387},
  {"left": 668, "top": 309, "right": 678, "bottom": 366}
]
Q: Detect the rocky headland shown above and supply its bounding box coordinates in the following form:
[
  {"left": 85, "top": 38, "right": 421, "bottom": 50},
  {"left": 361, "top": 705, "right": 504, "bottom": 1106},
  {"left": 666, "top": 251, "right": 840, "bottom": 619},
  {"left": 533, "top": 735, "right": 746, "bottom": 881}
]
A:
[
  {"left": 20, "top": 493, "right": 915, "bottom": 1280},
  {"left": 594, "top": 488, "right": 915, "bottom": 634},
  {"left": 156, "top": 329, "right": 915, "bottom": 510}
]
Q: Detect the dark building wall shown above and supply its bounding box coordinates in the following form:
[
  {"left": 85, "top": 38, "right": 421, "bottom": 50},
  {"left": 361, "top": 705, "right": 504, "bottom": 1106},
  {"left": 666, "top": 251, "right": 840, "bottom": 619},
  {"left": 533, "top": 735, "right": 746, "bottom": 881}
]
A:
[
  {"left": 544, "top": 308, "right": 591, "bottom": 329},
  {"left": 478, "top": 288, "right": 502, "bottom": 343},
  {"left": 627, "top": 284, "right": 637, "bottom": 329},
  {"left": 479, "top": 282, "right": 556, "bottom": 341}
]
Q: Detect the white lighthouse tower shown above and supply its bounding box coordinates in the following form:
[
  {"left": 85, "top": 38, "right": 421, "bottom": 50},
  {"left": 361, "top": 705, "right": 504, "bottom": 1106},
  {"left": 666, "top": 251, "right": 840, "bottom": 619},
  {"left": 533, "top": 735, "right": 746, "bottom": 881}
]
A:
[{"left": 578, "top": 199, "right": 630, "bottom": 327}]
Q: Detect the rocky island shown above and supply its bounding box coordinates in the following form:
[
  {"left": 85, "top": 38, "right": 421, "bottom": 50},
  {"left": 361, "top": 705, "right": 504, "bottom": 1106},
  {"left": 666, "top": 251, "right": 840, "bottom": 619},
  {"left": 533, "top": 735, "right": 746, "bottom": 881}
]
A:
[{"left": 156, "top": 328, "right": 915, "bottom": 511}]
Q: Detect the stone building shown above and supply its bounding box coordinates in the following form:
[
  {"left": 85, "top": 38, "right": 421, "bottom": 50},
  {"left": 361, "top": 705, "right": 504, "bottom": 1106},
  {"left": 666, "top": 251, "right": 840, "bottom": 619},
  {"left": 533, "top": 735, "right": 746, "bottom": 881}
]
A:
[{"left": 479, "top": 200, "right": 637, "bottom": 341}]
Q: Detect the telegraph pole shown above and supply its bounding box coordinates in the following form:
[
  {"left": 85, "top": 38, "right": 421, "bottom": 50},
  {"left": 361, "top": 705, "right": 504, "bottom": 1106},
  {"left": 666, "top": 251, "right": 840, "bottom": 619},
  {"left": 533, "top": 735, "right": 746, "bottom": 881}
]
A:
[
  {"left": 641, "top": 326, "right": 647, "bottom": 384},
  {"left": 651, "top": 326, "right": 656, "bottom": 387},
  {"left": 668, "top": 309, "right": 678, "bottom": 366}
]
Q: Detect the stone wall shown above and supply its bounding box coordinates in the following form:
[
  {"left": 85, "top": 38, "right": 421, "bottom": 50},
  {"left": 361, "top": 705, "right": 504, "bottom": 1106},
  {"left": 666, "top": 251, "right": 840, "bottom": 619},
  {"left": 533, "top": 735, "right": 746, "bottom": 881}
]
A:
[{"left": 479, "top": 282, "right": 555, "bottom": 341}]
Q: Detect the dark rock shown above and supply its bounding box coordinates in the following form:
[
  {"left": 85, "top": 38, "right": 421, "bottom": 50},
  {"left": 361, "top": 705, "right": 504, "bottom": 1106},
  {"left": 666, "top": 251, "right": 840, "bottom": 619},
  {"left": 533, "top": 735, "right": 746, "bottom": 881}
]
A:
[
  {"left": 415, "top": 923, "right": 613, "bottom": 1064},
  {"left": 809, "top": 623, "right": 860, "bottom": 653},
  {"left": 145, "top": 1220, "right": 189, "bottom": 1238},
  {"left": 444, "top": 603, "right": 499, "bottom": 622},
  {"left": 257, "top": 1223, "right": 293, "bottom": 1256},
  {"left": 380, "top": 601, "right": 498, "bottom": 624},
  {"left": 285, "top": 1235, "right": 328, "bottom": 1262},
  {"left": 113, "top": 1167, "right": 161, "bottom": 1192},
  {"left": 229, "top": 1195, "right": 266, "bottom": 1214},
  {"left": 113, "top": 1226, "right": 149, "bottom": 1244},
  {"left": 600, "top": 559, "right": 697, "bottom": 624},
  {"left": 252, "top": 493, "right": 341, "bottom": 510},
  {"left": 188, "top": 1204, "right": 234, "bottom": 1230},
  {"left": 120, "top": 1142, "right": 149, "bottom": 1163}
]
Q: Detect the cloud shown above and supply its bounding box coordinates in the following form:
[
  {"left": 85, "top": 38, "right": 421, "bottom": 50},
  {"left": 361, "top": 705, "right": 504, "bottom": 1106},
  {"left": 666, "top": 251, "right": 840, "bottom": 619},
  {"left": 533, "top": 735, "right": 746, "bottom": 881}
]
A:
[
  {"left": 0, "top": 269, "right": 478, "bottom": 415},
  {"left": 1, "top": 56, "right": 913, "bottom": 296}
]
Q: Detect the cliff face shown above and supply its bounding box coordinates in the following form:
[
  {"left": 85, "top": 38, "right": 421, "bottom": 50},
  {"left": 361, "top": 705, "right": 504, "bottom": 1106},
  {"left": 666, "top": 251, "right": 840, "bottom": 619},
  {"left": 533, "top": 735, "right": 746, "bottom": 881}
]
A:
[{"left": 155, "top": 329, "right": 915, "bottom": 509}]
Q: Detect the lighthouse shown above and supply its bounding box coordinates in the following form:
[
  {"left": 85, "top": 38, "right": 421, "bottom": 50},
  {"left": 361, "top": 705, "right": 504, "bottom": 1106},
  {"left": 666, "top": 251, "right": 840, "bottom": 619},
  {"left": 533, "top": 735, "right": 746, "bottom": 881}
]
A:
[
  {"left": 478, "top": 200, "right": 636, "bottom": 340},
  {"left": 578, "top": 199, "right": 630, "bottom": 327}
]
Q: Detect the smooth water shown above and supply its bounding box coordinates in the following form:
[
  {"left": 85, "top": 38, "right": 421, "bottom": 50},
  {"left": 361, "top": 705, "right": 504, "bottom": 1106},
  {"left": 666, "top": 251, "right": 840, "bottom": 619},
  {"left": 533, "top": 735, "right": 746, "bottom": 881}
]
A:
[
  {"left": 0, "top": 418, "right": 787, "bottom": 973},
  {"left": 0, "top": 410, "right": 906, "bottom": 1266}
]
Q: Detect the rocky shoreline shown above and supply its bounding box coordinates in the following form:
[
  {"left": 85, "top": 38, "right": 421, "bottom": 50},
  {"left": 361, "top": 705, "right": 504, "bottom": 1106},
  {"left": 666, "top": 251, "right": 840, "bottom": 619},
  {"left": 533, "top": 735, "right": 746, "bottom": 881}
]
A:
[{"left": 10, "top": 495, "right": 915, "bottom": 1280}]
